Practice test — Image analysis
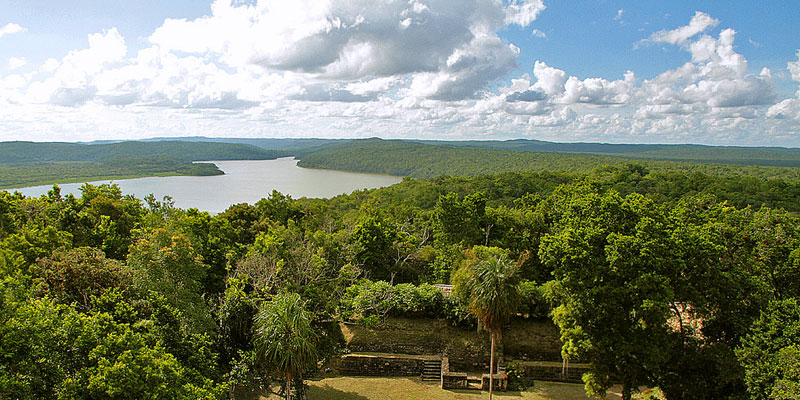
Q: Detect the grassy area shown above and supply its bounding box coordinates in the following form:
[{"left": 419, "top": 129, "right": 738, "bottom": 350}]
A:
[{"left": 256, "top": 377, "right": 636, "bottom": 400}]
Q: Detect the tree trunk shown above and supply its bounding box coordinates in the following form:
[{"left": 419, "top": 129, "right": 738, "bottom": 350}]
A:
[
  {"left": 286, "top": 373, "right": 292, "bottom": 400},
  {"left": 622, "top": 381, "right": 631, "bottom": 400},
  {"left": 489, "top": 332, "right": 495, "bottom": 400}
]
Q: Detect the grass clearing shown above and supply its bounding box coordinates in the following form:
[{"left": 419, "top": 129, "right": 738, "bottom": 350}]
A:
[{"left": 256, "top": 376, "right": 633, "bottom": 400}]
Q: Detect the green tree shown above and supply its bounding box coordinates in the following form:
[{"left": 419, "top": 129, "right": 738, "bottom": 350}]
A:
[
  {"left": 540, "top": 184, "right": 675, "bottom": 400},
  {"left": 127, "top": 227, "right": 212, "bottom": 332},
  {"left": 434, "top": 192, "right": 490, "bottom": 247},
  {"left": 34, "top": 247, "right": 132, "bottom": 310},
  {"left": 351, "top": 212, "right": 397, "bottom": 281},
  {"left": 253, "top": 293, "right": 319, "bottom": 400},
  {"left": 453, "top": 246, "right": 520, "bottom": 400},
  {"left": 737, "top": 299, "right": 800, "bottom": 400}
]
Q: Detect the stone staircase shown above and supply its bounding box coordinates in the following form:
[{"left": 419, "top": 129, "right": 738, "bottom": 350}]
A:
[{"left": 421, "top": 359, "right": 442, "bottom": 381}]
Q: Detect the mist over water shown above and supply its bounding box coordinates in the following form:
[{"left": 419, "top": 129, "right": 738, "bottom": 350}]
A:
[{"left": 9, "top": 158, "right": 402, "bottom": 214}]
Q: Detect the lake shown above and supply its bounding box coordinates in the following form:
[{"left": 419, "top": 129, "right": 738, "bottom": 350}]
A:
[{"left": 8, "top": 158, "right": 403, "bottom": 214}]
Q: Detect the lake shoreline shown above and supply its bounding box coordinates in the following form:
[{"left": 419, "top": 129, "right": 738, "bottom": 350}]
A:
[{"left": 6, "top": 158, "right": 403, "bottom": 214}]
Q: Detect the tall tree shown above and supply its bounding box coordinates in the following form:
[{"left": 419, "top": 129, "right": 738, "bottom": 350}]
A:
[
  {"left": 737, "top": 298, "right": 800, "bottom": 400},
  {"left": 253, "top": 293, "right": 319, "bottom": 400},
  {"left": 540, "top": 183, "right": 675, "bottom": 400},
  {"left": 453, "top": 246, "right": 520, "bottom": 400}
]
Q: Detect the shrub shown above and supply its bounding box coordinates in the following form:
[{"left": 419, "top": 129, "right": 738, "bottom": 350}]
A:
[{"left": 341, "top": 280, "right": 449, "bottom": 323}]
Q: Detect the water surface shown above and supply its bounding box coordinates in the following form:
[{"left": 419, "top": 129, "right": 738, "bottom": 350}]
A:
[{"left": 9, "top": 158, "right": 402, "bottom": 214}]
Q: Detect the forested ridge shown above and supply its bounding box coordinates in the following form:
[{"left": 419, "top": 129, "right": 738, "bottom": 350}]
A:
[
  {"left": 413, "top": 138, "right": 800, "bottom": 167},
  {"left": 0, "top": 141, "right": 288, "bottom": 163},
  {"left": 5, "top": 137, "right": 800, "bottom": 190},
  {"left": 114, "top": 136, "right": 800, "bottom": 168},
  {"left": 1, "top": 161, "right": 798, "bottom": 399},
  {"left": 298, "top": 138, "right": 800, "bottom": 180},
  {"left": 0, "top": 141, "right": 289, "bottom": 189}
]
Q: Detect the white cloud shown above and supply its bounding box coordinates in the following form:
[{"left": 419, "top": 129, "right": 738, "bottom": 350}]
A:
[
  {"left": 531, "top": 61, "right": 567, "bottom": 96},
  {"left": 0, "top": 23, "right": 26, "bottom": 38},
  {"left": 614, "top": 9, "right": 623, "bottom": 23},
  {"left": 637, "top": 28, "right": 774, "bottom": 115},
  {"left": 766, "top": 51, "right": 800, "bottom": 121},
  {"left": 636, "top": 11, "right": 718, "bottom": 48},
  {"left": 789, "top": 50, "right": 800, "bottom": 82},
  {"left": 505, "top": 0, "right": 546, "bottom": 28},
  {"left": 509, "top": 61, "right": 635, "bottom": 106},
  {"left": 8, "top": 57, "right": 26, "bottom": 70},
  {"left": 144, "top": 0, "right": 525, "bottom": 102},
  {"left": 530, "top": 29, "right": 546, "bottom": 39},
  {"left": 405, "top": 31, "right": 520, "bottom": 100},
  {"left": 3, "top": 6, "right": 800, "bottom": 146}
]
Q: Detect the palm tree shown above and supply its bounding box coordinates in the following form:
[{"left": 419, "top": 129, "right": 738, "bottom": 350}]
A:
[
  {"left": 253, "top": 293, "right": 319, "bottom": 400},
  {"left": 455, "top": 247, "right": 520, "bottom": 400}
]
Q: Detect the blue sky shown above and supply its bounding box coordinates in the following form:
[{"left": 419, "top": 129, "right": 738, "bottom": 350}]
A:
[{"left": 1, "top": 0, "right": 799, "bottom": 146}]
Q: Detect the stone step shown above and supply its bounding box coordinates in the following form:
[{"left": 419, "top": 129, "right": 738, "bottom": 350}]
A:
[{"left": 421, "top": 360, "right": 442, "bottom": 381}]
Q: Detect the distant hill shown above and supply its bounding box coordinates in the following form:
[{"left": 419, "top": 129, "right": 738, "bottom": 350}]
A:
[
  {"left": 12, "top": 136, "right": 798, "bottom": 189},
  {"left": 122, "top": 137, "right": 350, "bottom": 154},
  {"left": 0, "top": 140, "right": 289, "bottom": 163},
  {"left": 413, "top": 139, "right": 800, "bottom": 167},
  {"left": 0, "top": 140, "right": 291, "bottom": 189},
  {"left": 297, "top": 138, "right": 800, "bottom": 180},
  {"left": 135, "top": 136, "right": 800, "bottom": 168}
]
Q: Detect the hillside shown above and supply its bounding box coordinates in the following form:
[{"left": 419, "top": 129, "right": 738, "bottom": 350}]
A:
[
  {"left": 0, "top": 140, "right": 290, "bottom": 188},
  {"left": 414, "top": 139, "right": 800, "bottom": 167},
  {"left": 296, "top": 138, "right": 800, "bottom": 181},
  {"left": 128, "top": 136, "right": 800, "bottom": 168},
  {"left": 0, "top": 140, "right": 289, "bottom": 163}
]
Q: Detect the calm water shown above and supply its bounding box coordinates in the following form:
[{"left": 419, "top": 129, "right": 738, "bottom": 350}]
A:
[{"left": 9, "top": 158, "right": 402, "bottom": 214}]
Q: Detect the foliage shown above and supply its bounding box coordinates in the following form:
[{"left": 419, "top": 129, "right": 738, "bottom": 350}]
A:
[
  {"left": 2, "top": 145, "right": 800, "bottom": 400},
  {"left": 0, "top": 140, "right": 287, "bottom": 164},
  {"left": 0, "top": 287, "right": 225, "bottom": 400},
  {"left": 737, "top": 299, "right": 800, "bottom": 400},
  {"left": 453, "top": 246, "right": 521, "bottom": 335},
  {"left": 298, "top": 138, "right": 800, "bottom": 181},
  {"left": 340, "top": 279, "right": 446, "bottom": 322},
  {"left": 128, "top": 227, "right": 212, "bottom": 333},
  {"left": 33, "top": 247, "right": 132, "bottom": 310},
  {"left": 253, "top": 293, "right": 319, "bottom": 399},
  {"left": 540, "top": 184, "right": 676, "bottom": 400}
]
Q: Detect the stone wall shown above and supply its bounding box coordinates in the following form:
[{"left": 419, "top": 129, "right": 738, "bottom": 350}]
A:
[
  {"left": 339, "top": 353, "right": 435, "bottom": 377},
  {"left": 519, "top": 362, "right": 589, "bottom": 383},
  {"left": 440, "top": 357, "right": 467, "bottom": 390}
]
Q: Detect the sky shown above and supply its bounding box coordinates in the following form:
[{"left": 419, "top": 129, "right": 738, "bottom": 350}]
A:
[{"left": 1, "top": 0, "right": 799, "bottom": 146}]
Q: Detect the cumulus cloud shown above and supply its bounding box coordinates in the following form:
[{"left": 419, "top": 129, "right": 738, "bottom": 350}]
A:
[
  {"left": 505, "top": 0, "right": 546, "bottom": 28},
  {"left": 8, "top": 57, "right": 26, "bottom": 70},
  {"left": 789, "top": 50, "right": 800, "bottom": 82},
  {"left": 25, "top": 28, "right": 128, "bottom": 105},
  {"left": 0, "top": 23, "right": 26, "bottom": 38},
  {"left": 4, "top": 5, "right": 800, "bottom": 146},
  {"left": 637, "top": 27, "right": 775, "bottom": 118},
  {"left": 405, "top": 32, "right": 519, "bottom": 100},
  {"left": 766, "top": 51, "right": 800, "bottom": 121},
  {"left": 145, "top": 0, "right": 527, "bottom": 102},
  {"left": 636, "top": 11, "right": 718, "bottom": 48},
  {"left": 505, "top": 61, "right": 635, "bottom": 106}
]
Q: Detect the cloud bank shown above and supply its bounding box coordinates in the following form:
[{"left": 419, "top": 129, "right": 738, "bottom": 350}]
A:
[{"left": 1, "top": 4, "right": 799, "bottom": 146}]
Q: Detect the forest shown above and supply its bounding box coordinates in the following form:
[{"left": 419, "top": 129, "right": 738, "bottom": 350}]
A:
[
  {"left": 1, "top": 161, "right": 798, "bottom": 400},
  {"left": 297, "top": 139, "right": 800, "bottom": 180},
  {"left": 7, "top": 137, "right": 800, "bottom": 190},
  {"left": 0, "top": 141, "right": 289, "bottom": 189}
]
